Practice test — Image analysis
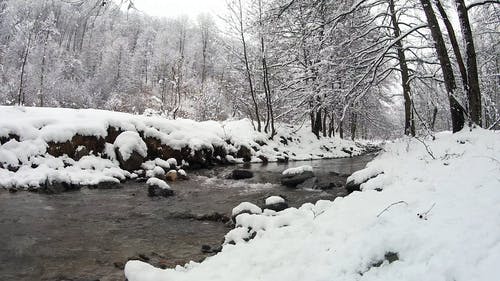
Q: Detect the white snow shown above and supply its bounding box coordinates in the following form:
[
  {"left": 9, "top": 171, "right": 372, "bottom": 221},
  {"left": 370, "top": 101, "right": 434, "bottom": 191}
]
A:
[
  {"left": 282, "top": 165, "right": 313, "bottom": 175},
  {"left": 125, "top": 128, "right": 500, "bottom": 281},
  {"left": 177, "top": 169, "right": 187, "bottom": 177},
  {"left": 0, "top": 106, "right": 364, "bottom": 190},
  {"left": 231, "top": 202, "right": 263, "bottom": 216},
  {"left": 265, "top": 196, "right": 285, "bottom": 205},
  {"left": 146, "top": 177, "right": 170, "bottom": 190},
  {"left": 114, "top": 131, "right": 148, "bottom": 160}
]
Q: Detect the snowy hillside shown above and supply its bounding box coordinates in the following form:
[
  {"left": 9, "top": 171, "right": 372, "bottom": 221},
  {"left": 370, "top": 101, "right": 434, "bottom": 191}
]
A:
[
  {"left": 125, "top": 128, "right": 500, "bottom": 281},
  {"left": 0, "top": 106, "right": 364, "bottom": 190}
]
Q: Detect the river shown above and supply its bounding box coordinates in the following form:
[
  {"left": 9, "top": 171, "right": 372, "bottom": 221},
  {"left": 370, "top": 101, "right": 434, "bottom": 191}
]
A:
[{"left": 0, "top": 154, "right": 375, "bottom": 281}]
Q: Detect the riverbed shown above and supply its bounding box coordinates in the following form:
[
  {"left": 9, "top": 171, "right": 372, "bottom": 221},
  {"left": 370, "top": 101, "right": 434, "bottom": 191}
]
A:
[{"left": 0, "top": 154, "right": 375, "bottom": 281}]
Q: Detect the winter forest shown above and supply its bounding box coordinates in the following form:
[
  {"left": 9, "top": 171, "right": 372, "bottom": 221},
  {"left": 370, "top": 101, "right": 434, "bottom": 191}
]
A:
[
  {"left": 0, "top": 1, "right": 499, "bottom": 281},
  {"left": 1, "top": 0, "right": 498, "bottom": 139}
]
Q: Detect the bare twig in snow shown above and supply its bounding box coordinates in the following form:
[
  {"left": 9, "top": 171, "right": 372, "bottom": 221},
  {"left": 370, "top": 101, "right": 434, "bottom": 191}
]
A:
[
  {"left": 414, "top": 137, "right": 436, "bottom": 160},
  {"left": 377, "top": 201, "right": 408, "bottom": 217}
]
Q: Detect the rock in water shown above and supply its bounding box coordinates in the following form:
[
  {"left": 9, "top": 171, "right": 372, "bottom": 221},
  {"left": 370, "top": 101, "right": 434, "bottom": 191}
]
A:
[
  {"left": 264, "top": 196, "right": 288, "bottom": 212},
  {"left": 165, "top": 170, "right": 178, "bottom": 181},
  {"left": 228, "top": 169, "right": 254, "bottom": 180},
  {"left": 231, "top": 202, "right": 262, "bottom": 223},
  {"left": 280, "top": 165, "right": 315, "bottom": 187},
  {"left": 146, "top": 178, "right": 174, "bottom": 197}
]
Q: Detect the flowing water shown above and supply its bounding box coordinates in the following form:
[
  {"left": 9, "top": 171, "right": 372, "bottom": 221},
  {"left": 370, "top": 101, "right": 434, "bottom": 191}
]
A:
[{"left": 0, "top": 154, "right": 375, "bottom": 281}]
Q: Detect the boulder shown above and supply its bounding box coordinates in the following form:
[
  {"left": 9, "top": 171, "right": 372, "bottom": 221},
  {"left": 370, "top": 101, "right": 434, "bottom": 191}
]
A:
[
  {"left": 236, "top": 145, "right": 252, "bottom": 162},
  {"left": 281, "top": 171, "right": 314, "bottom": 187},
  {"left": 165, "top": 170, "right": 178, "bottom": 181},
  {"left": 147, "top": 178, "right": 174, "bottom": 197},
  {"left": 177, "top": 169, "right": 189, "bottom": 180},
  {"left": 228, "top": 169, "right": 254, "bottom": 180},
  {"left": 231, "top": 202, "right": 262, "bottom": 223},
  {"left": 114, "top": 131, "right": 148, "bottom": 172},
  {"left": 264, "top": 196, "right": 288, "bottom": 212}
]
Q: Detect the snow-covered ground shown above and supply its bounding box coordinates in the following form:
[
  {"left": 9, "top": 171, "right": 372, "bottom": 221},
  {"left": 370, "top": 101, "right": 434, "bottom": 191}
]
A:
[
  {"left": 125, "top": 128, "right": 500, "bottom": 281},
  {"left": 0, "top": 106, "right": 364, "bottom": 190}
]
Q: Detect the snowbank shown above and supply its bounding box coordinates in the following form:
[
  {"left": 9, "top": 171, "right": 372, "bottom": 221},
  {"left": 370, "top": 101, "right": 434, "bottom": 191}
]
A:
[
  {"left": 125, "top": 128, "right": 500, "bottom": 281},
  {"left": 0, "top": 106, "right": 364, "bottom": 190}
]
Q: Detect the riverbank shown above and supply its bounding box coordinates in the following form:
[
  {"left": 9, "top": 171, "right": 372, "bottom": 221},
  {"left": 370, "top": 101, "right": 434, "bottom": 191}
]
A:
[
  {"left": 0, "top": 106, "right": 373, "bottom": 191},
  {"left": 125, "top": 128, "right": 500, "bottom": 281}
]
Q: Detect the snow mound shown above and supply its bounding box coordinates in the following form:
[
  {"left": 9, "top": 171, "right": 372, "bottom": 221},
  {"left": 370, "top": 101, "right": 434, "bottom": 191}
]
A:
[
  {"left": 265, "top": 196, "right": 285, "bottom": 205},
  {"left": 125, "top": 128, "right": 500, "bottom": 281},
  {"left": 282, "top": 165, "right": 313, "bottom": 175},
  {"left": 114, "top": 131, "right": 147, "bottom": 160},
  {"left": 146, "top": 178, "right": 170, "bottom": 190}
]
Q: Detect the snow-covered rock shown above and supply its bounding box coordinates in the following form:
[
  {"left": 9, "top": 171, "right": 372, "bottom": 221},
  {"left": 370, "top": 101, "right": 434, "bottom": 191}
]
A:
[
  {"left": 264, "top": 196, "right": 288, "bottom": 212},
  {"left": 280, "top": 165, "right": 315, "bottom": 187},
  {"left": 146, "top": 177, "right": 173, "bottom": 197},
  {"left": 231, "top": 202, "right": 263, "bottom": 223},
  {"left": 114, "top": 131, "right": 147, "bottom": 171},
  {"left": 125, "top": 128, "right": 500, "bottom": 281}
]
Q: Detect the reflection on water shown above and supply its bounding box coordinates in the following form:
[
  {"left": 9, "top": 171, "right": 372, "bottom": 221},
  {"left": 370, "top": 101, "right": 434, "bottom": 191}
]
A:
[{"left": 0, "top": 154, "right": 375, "bottom": 281}]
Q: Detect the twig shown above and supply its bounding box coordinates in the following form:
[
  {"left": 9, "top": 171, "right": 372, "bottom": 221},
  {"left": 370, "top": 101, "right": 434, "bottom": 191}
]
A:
[
  {"left": 414, "top": 137, "right": 436, "bottom": 160},
  {"left": 377, "top": 201, "right": 408, "bottom": 217}
]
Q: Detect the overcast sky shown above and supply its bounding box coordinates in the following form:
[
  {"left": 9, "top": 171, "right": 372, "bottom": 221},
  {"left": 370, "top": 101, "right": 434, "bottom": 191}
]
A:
[{"left": 131, "top": 0, "right": 227, "bottom": 19}]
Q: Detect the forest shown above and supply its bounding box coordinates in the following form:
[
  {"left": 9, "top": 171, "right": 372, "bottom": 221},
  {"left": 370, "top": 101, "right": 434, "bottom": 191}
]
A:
[{"left": 0, "top": 0, "right": 498, "bottom": 140}]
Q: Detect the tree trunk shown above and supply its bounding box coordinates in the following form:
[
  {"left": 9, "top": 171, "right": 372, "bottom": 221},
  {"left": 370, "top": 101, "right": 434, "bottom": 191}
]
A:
[
  {"left": 350, "top": 110, "right": 357, "bottom": 141},
  {"left": 17, "top": 31, "right": 33, "bottom": 105},
  {"left": 454, "top": 0, "right": 482, "bottom": 126},
  {"left": 389, "top": 0, "right": 415, "bottom": 136},
  {"left": 39, "top": 31, "right": 49, "bottom": 107},
  {"left": 238, "top": 0, "right": 261, "bottom": 132},
  {"left": 420, "top": 0, "right": 465, "bottom": 132}
]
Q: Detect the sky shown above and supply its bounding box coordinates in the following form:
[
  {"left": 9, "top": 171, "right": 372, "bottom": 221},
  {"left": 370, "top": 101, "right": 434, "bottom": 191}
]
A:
[{"left": 131, "top": 0, "right": 227, "bottom": 19}]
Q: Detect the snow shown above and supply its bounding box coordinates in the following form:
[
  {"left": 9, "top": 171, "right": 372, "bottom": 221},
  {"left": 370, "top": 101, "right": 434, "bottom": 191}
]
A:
[
  {"left": 0, "top": 106, "right": 364, "bottom": 190},
  {"left": 114, "top": 131, "right": 148, "bottom": 160},
  {"left": 282, "top": 165, "right": 313, "bottom": 175},
  {"left": 125, "top": 128, "right": 500, "bottom": 281},
  {"left": 265, "top": 196, "right": 285, "bottom": 205},
  {"left": 177, "top": 169, "right": 187, "bottom": 177},
  {"left": 146, "top": 177, "right": 170, "bottom": 190},
  {"left": 231, "top": 202, "right": 263, "bottom": 216}
]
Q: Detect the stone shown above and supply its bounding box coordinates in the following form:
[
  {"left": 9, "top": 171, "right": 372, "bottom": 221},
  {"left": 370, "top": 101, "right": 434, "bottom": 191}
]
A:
[
  {"left": 165, "top": 170, "right": 178, "bottom": 181},
  {"left": 280, "top": 170, "right": 315, "bottom": 187},
  {"left": 228, "top": 169, "right": 254, "bottom": 180},
  {"left": 201, "top": 245, "right": 212, "bottom": 253},
  {"left": 345, "top": 172, "right": 384, "bottom": 193},
  {"left": 115, "top": 149, "right": 145, "bottom": 172},
  {"left": 147, "top": 186, "right": 174, "bottom": 197},
  {"left": 264, "top": 196, "right": 289, "bottom": 212},
  {"left": 236, "top": 145, "right": 252, "bottom": 162}
]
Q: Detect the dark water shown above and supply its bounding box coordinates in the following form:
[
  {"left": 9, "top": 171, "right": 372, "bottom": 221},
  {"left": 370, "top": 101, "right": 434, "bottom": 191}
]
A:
[{"left": 0, "top": 154, "right": 375, "bottom": 281}]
